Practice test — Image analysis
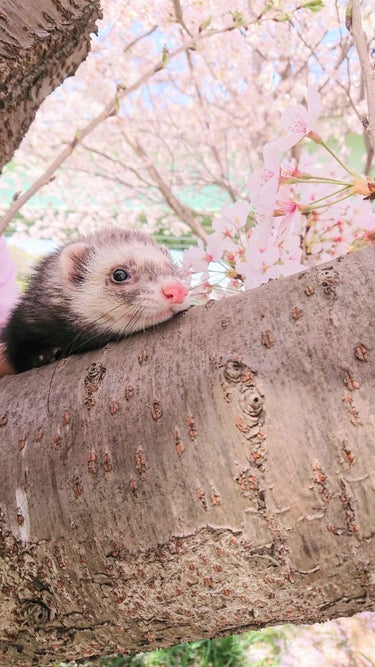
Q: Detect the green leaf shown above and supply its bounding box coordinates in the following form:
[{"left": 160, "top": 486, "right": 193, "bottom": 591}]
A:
[
  {"left": 230, "top": 10, "right": 246, "bottom": 27},
  {"left": 302, "top": 0, "right": 324, "bottom": 12},
  {"left": 276, "top": 12, "right": 291, "bottom": 22},
  {"left": 161, "top": 44, "right": 169, "bottom": 66},
  {"left": 199, "top": 16, "right": 212, "bottom": 31}
]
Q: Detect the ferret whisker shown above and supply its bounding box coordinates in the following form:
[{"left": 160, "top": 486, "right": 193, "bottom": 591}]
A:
[
  {"left": 189, "top": 279, "right": 211, "bottom": 291},
  {"left": 60, "top": 303, "right": 147, "bottom": 359}
]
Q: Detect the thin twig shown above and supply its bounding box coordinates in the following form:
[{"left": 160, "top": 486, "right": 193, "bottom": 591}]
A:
[
  {"left": 124, "top": 24, "right": 158, "bottom": 53},
  {"left": 172, "top": 0, "right": 193, "bottom": 37}
]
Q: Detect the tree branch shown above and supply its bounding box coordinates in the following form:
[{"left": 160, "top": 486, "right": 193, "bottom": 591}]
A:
[
  {"left": 0, "top": 247, "right": 374, "bottom": 664},
  {"left": 122, "top": 132, "right": 207, "bottom": 240},
  {"left": 347, "top": 0, "right": 375, "bottom": 151}
]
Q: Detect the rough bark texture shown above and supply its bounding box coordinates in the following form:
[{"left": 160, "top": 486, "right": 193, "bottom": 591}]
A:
[
  {"left": 0, "top": 0, "right": 102, "bottom": 171},
  {"left": 0, "top": 247, "right": 374, "bottom": 666}
]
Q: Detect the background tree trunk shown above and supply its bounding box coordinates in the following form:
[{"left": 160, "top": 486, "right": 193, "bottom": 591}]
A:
[
  {"left": 0, "top": 247, "right": 374, "bottom": 666},
  {"left": 0, "top": 0, "right": 101, "bottom": 171}
]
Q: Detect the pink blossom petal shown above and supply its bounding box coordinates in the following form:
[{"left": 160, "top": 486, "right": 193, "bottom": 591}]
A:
[
  {"left": 247, "top": 167, "right": 279, "bottom": 220},
  {"left": 276, "top": 85, "right": 322, "bottom": 151},
  {"left": 281, "top": 103, "right": 309, "bottom": 135},
  {"left": 267, "top": 132, "right": 304, "bottom": 154},
  {"left": 209, "top": 231, "right": 238, "bottom": 254},
  {"left": 307, "top": 84, "right": 322, "bottom": 125},
  {"left": 261, "top": 245, "right": 280, "bottom": 265},
  {"left": 183, "top": 241, "right": 209, "bottom": 272},
  {"left": 206, "top": 236, "right": 224, "bottom": 261},
  {"left": 213, "top": 200, "right": 251, "bottom": 233},
  {"left": 183, "top": 236, "right": 225, "bottom": 273},
  {"left": 262, "top": 142, "right": 281, "bottom": 172},
  {"left": 246, "top": 222, "right": 274, "bottom": 253}
]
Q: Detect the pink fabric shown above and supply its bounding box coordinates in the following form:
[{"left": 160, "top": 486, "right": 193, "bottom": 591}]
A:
[{"left": 0, "top": 236, "right": 19, "bottom": 331}]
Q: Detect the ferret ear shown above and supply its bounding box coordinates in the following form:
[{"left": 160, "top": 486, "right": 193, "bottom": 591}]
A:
[{"left": 59, "top": 242, "right": 91, "bottom": 284}]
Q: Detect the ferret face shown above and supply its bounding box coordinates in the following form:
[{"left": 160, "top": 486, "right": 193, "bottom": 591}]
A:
[{"left": 59, "top": 233, "right": 190, "bottom": 336}]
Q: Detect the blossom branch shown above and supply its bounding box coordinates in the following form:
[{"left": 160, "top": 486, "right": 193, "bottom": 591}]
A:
[
  {"left": 347, "top": 0, "right": 375, "bottom": 152},
  {"left": 0, "top": 24, "right": 241, "bottom": 236},
  {"left": 122, "top": 133, "right": 207, "bottom": 241}
]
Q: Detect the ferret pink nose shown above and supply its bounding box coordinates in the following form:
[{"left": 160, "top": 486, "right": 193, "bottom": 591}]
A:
[{"left": 162, "top": 282, "right": 188, "bottom": 304}]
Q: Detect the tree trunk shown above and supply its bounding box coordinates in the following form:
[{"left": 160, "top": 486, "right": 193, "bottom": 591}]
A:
[
  {"left": 0, "top": 0, "right": 102, "bottom": 171},
  {"left": 0, "top": 247, "right": 374, "bottom": 666}
]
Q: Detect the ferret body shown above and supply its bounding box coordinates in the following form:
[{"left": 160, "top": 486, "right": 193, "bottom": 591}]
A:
[{"left": 2, "top": 227, "right": 190, "bottom": 373}]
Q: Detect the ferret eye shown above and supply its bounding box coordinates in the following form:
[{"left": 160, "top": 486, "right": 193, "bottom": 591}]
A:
[{"left": 112, "top": 268, "right": 130, "bottom": 283}]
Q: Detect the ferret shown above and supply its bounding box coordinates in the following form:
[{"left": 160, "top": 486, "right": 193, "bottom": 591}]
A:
[{"left": 2, "top": 227, "right": 190, "bottom": 373}]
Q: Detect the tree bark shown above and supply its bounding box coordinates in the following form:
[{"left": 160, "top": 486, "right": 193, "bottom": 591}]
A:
[
  {"left": 0, "top": 247, "right": 374, "bottom": 666},
  {"left": 0, "top": 0, "right": 102, "bottom": 172}
]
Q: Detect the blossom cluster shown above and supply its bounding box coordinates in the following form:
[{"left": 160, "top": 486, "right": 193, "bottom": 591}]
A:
[{"left": 183, "top": 86, "right": 375, "bottom": 297}]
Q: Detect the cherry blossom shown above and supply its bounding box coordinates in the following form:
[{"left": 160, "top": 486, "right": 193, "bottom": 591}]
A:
[
  {"left": 260, "top": 87, "right": 320, "bottom": 166},
  {"left": 247, "top": 168, "right": 278, "bottom": 224},
  {"left": 283, "top": 85, "right": 322, "bottom": 137},
  {"left": 209, "top": 200, "right": 251, "bottom": 252},
  {"left": 235, "top": 235, "right": 304, "bottom": 291},
  {"left": 182, "top": 237, "right": 223, "bottom": 273},
  {"left": 212, "top": 200, "right": 250, "bottom": 233},
  {"left": 184, "top": 120, "right": 375, "bottom": 296}
]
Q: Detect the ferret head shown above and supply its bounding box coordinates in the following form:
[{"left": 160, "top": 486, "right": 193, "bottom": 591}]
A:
[{"left": 58, "top": 228, "right": 190, "bottom": 336}]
